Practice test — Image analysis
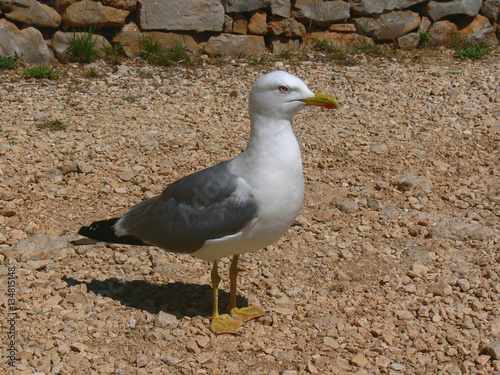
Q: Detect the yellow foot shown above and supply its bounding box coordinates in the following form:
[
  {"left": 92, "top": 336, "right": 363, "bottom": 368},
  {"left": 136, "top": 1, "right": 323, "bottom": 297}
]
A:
[
  {"left": 230, "top": 305, "right": 267, "bottom": 322},
  {"left": 210, "top": 315, "right": 244, "bottom": 335}
]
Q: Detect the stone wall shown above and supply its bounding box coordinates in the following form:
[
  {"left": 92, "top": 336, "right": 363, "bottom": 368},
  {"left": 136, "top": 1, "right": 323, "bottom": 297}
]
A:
[{"left": 0, "top": 0, "right": 498, "bottom": 64}]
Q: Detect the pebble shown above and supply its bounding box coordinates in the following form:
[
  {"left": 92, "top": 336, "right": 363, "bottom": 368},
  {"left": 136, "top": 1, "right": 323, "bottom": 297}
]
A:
[
  {"left": 350, "top": 353, "right": 368, "bottom": 367},
  {"left": 154, "top": 311, "right": 179, "bottom": 329},
  {"left": 186, "top": 340, "right": 200, "bottom": 354},
  {"left": 457, "top": 278, "right": 470, "bottom": 292},
  {"left": 69, "top": 343, "right": 88, "bottom": 353},
  {"left": 370, "top": 143, "right": 388, "bottom": 154},
  {"left": 323, "top": 337, "right": 339, "bottom": 349},
  {"left": 117, "top": 170, "right": 138, "bottom": 182},
  {"left": 336, "top": 199, "right": 358, "bottom": 213},
  {"left": 391, "top": 362, "right": 405, "bottom": 371},
  {"left": 375, "top": 356, "right": 391, "bottom": 368},
  {"left": 429, "top": 282, "right": 453, "bottom": 297},
  {"left": 392, "top": 172, "right": 432, "bottom": 192},
  {"left": 163, "top": 355, "right": 182, "bottom": 366},
  {"left": 482, "top": 341, "right": 500, "bottom": 360}
]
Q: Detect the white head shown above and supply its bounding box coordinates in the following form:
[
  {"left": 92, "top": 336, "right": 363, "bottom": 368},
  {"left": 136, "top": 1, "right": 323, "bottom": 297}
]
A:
[{"left": 248, "top": 71, "right": 338, "bottom": 121}]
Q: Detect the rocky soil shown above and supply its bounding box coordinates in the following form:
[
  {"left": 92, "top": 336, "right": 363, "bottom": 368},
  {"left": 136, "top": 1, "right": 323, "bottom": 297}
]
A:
[{"left": 1, "top": 48, "right": 499, "bottom": 374}]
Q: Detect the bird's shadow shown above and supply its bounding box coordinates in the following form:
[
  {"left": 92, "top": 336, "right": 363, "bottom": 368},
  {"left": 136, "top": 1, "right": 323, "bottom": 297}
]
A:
[{"left": 62, "top": 276, "right": 248, "bottom": 319}]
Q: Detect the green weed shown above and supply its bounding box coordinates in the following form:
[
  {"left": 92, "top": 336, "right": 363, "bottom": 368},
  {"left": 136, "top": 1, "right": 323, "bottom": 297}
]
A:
[
  {"left": 418, "top": 31, "right": 430, "bottom": 47},
  {"left": 170, "top": 44, "right": 191, "bottom": 63},
  {"left": 66, "top": 30, "right": 98, "bottom": 63},
  {"left": 352, "top": 42, "right": 385, "bottom": 56},
  {"left": 315, "top": 38, "right": 334, "bottom": 52},
  {"left": 141, "top": 35, "right": 172, "bottom": 66},
  {"left": 85, "top": 68, "right": 102, "bottom": 78},
  {"left": 250, "top": 56, "right": 266, "bottom": 65},
  {"left": 278, "top": 51, "right": 292, "bottom": 60},
  {"left": 0, "top": 55, "right": 18, "bottom": 70},
  {"left": 451, "top": 38, "right": 488, "bottom": 60},
  {"left": 105, "top": 42, "right": 126, "bottom": 65},
  {"left": 22, "top": 65, "right": 60, "bottom": 79}
]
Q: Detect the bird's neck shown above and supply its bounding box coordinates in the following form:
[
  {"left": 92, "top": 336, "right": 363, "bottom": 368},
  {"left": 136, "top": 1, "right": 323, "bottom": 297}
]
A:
[
  {"left": 242, "top": 115, "right": 302, "bottom": 167},
  {"left": 247, "top": 114, "right": 295, "bottom": 149}
]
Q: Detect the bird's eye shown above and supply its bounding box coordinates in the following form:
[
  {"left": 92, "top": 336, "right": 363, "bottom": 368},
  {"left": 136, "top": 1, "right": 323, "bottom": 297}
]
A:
[{"left": 278, "top": 86, "right": 289, "bottom": 93}]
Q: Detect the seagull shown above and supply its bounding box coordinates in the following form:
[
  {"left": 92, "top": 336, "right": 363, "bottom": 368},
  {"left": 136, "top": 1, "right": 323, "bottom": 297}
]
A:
[{"left": 77, "top": 70, "right": 339, "bottom": 334}]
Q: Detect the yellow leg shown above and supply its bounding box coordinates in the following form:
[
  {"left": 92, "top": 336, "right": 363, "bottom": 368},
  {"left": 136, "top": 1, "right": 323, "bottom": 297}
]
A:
[
  {"left": 229, "top": 255, "right": 266, "bottom": 321},
  {"left": 209, "top": 261, "right": 243, "bottom": 335}
]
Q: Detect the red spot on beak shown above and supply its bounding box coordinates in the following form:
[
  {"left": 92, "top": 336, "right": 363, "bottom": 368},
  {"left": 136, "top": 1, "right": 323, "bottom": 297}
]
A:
[{"left": 325, "top": 104, "right": 336, "bottom": 109}]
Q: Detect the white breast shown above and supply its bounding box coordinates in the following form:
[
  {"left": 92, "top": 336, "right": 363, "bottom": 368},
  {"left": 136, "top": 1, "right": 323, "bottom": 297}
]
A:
[{"left": 191, "top": 122, "right": 305, "bottom": 262}]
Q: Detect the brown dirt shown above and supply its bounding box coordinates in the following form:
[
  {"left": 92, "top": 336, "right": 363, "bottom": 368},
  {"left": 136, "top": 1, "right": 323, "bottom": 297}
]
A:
[{"left": 1, "top": 48, "right": 499, "bottom": 374}]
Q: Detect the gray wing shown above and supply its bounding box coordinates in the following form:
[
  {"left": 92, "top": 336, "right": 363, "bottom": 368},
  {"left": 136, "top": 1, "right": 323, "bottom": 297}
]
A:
[{"left": 116, "top": 161, "right": 258, "bottom": 253}]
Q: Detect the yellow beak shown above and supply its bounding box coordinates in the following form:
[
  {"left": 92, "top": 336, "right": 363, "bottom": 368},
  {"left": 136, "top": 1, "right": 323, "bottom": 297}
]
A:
[{"left": 299, "top": 93, "right": 339, "bottom": 109}]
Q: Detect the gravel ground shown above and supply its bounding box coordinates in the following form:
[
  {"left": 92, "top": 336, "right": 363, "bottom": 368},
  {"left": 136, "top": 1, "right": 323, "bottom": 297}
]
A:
[{"left": 1, "top": 48, "right": 499, "bottom": 375}]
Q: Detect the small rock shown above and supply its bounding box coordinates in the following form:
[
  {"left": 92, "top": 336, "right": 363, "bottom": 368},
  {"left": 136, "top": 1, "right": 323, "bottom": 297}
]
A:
[
  {"left": 77, "top": 161, "right": 94, "bottom": 174},
  {"left": 429, "top": 282, "right": 453, "bottom": 297},
  {"left": 391, "top": 362, "right": 405, "bottom": 371},
  {"left": 154, "top": 311, "right": 179, "bottom": 329},
  {"left": 196, "top": 336, "right": 210, "bottom": 348},
  {"left": 396, "top": 310, "right": 414, "bottom": 320},
  {"left": 370, "top": 143, "right": 388, "bottom": 154},
  {"left": 336, "top": 199, "right": 358, "bottom": 213},
  {"left": 482, "top": 341, "right": 500, "bottom": 360},
  {"left": 117, "top": 169, "right": 138, "bottom": 181},
  {"left": 127, "top": 318, "right": 137, "bottom": 328},
  {"left": 67, "top": 292, "right": 87, "bottom": 304},
  {"left": 163, "top": 355, "right": 182, "bottom": 366},
  {"left": 69, "top": 342, "right": 88, "bottom": 352},
  {"left": 494, "top": 360, "right": 500, "bottom": 371},
  {"left": 393, "top": 172, "right": 432, "bottom": 192},
  {"left": 407, "top": 263, "right": 429, "bottom": 278},
  {"left": 1, "top": 209, "right": 16, "bottom": 217},
  {"left": 350, "top": 353, "right": 368, "bottom": 367},
  {"left": 398, "top": 32, "right": 420, "bottom": 50},
  {"left": 226, "top": 362, "right": 240, "bottom": 373},
  {"left": 136, "top": 353, "right": 148, "bottom": 367},
  {"left": 475, "top": 355, "right": 491, "bottom": 365},
  {"left": 462, "top": 316, "right": 475, "bottom": 329},
  {"left": 457, "top": 278, "right": 470, "bottom": 292},
  {"left": 197, "top": 351, "right": 212, "bottom": 364},
  {"left": 366, "top": 197, "right": 381, "bottom": 210},
  {"left": 375, "top": 355, "right": 391, "bottom": 367},
  {"left": 61, "top": 162, "right": 79, "bottom": 174},
  {"left": 186, "top": 339, "right": 200, "bottom": 354},
  {"left": 418, "top": 16, "right": 431, "bottom": 33},
  {"left": 26, "top": 259, "right": 50, "bottom": 270},
  {"left": 490, "top": 319, "right": 500, "bottom": 336},
  {"left": 323, "top": 336, "right": 339, "bottom": 349},
  {"left": 313, "top": 209, "right": 336, "bottom": 223}
]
